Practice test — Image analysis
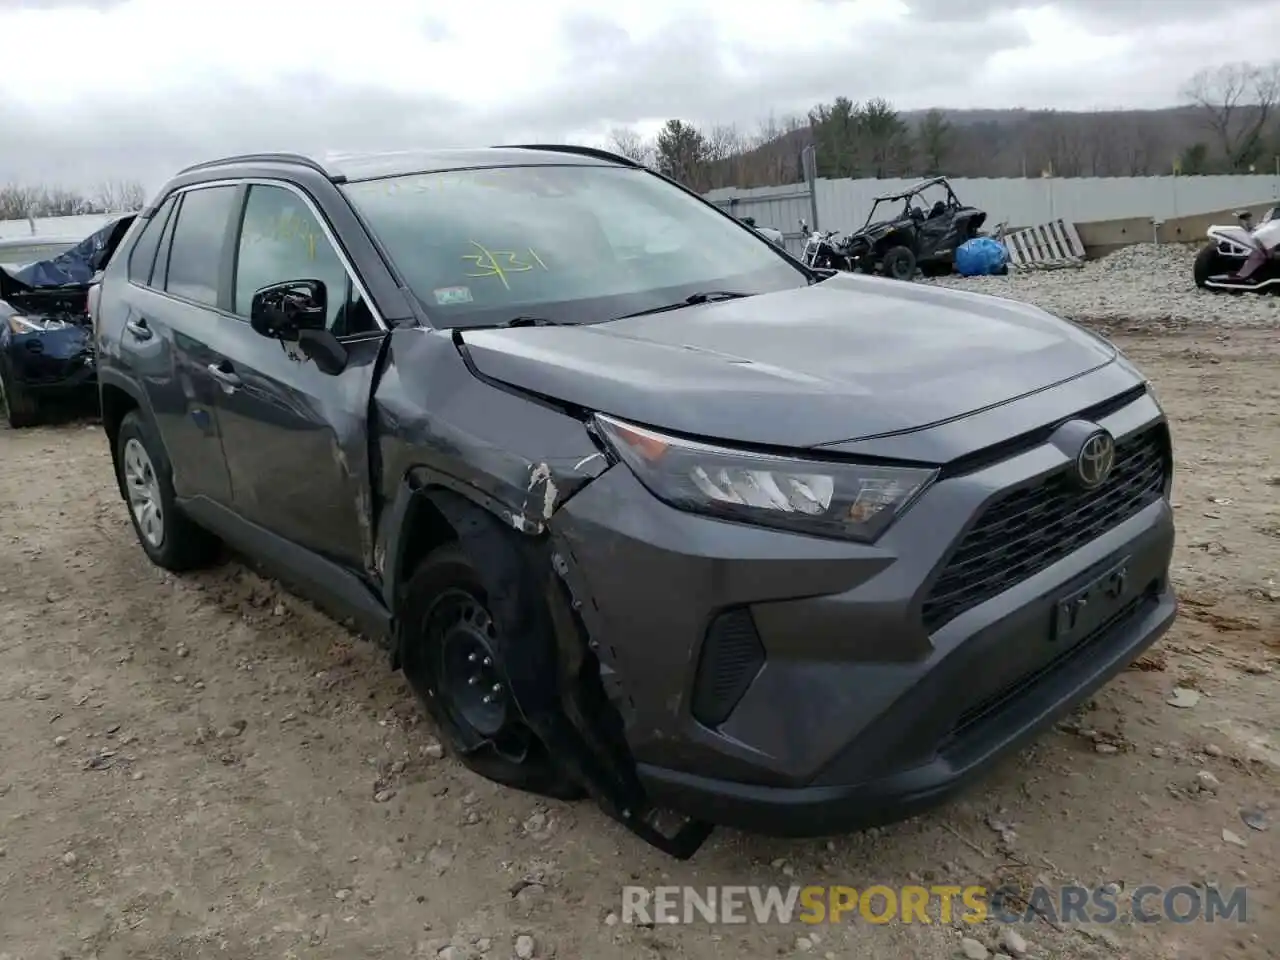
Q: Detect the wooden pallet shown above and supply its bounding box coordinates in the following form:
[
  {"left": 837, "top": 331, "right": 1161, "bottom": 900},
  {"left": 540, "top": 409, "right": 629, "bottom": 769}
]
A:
[{"left": 1002, "top": 219, "right": 1086, "bottom": 270}]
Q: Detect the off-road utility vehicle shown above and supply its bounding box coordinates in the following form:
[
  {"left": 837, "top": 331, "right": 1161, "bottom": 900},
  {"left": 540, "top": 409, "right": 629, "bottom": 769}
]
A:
[{"left": 843, "top": 176, "right": 989, "bottom": 279}]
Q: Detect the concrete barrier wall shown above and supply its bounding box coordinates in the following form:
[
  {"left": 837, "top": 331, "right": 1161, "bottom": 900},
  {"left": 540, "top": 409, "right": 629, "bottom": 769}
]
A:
[{"left": 1077, "top": 202, "right": 1278, "bottom": 257}]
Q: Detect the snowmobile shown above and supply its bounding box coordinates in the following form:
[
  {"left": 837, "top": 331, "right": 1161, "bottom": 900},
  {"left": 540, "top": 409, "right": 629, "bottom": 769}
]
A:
[{"left": 1194, "top": 207, "right": 1280, "bottom": 293}]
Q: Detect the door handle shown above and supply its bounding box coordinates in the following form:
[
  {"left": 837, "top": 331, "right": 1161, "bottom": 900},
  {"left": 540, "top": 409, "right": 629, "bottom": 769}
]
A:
[
  {"left": 125, "top": 318, "right": 152, "bottom": 341},
  {"left": 207, "top": 362, "right": 242, "bottom": 390}
]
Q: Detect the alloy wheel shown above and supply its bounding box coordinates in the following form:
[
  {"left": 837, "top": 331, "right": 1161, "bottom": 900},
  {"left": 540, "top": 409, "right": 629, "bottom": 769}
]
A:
[{"left": 122, "top": 437, "right": 165, "bottom": 548}]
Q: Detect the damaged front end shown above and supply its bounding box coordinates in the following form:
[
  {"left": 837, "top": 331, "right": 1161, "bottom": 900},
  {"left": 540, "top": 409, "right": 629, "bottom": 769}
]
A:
[
  {"left": 373, "top": 327, "right": 714, "bottom": 857},
  {"left": 0, "top": 215, "right": 136, "bottom": 398}
]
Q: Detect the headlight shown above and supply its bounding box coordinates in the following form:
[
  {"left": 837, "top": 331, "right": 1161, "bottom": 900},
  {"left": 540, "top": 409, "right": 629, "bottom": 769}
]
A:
[
  {"left": 5, "top": 315, "right": 66, "bottom": 334},
  {"left": 7, "top": 314, "right": 42, "bottom": 334},
  {"left": 593, "top": 414, "right": 937, "bottom": 542}
]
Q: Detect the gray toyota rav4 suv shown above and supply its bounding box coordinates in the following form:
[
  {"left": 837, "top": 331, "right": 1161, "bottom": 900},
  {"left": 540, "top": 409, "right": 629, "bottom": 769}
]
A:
[{"left": 92, "top": 145, "right": 1175, "bottom": 857}]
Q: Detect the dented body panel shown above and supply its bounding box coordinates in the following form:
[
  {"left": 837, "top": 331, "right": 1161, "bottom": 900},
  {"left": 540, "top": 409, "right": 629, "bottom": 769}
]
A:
[
  {"left": 374, "top": 327, "right": 604, "bottom": 533},
  {"left": 372, "top": 326, "right": 606, "bottom": 607}
]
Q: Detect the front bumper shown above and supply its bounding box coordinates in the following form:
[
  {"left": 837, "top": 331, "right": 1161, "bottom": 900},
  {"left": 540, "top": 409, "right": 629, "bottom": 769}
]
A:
[
  {"left": 6, "top": 327, "right": 96, "bottom": 391},
  {"left": 636, "top": 584, "right": 1173, "bottom": 835},
  {"left": 551, "top": 385, "right": 1175, "bottom": 836}
]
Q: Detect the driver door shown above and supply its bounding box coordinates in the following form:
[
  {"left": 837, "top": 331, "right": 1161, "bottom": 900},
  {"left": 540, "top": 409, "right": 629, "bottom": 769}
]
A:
[{"left": 208, "top": 182, "right": 386, "bottom": 569}]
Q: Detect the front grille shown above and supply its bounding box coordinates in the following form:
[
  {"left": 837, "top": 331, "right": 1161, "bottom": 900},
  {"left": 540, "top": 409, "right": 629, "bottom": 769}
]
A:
[{"left": 921, "top": 424, "right": 1169, "bottom": 632}]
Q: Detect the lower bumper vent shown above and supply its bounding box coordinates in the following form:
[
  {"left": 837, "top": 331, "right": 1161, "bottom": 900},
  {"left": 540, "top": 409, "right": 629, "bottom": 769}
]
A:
[{"left": 690, "top": 608, "right": 766, "bottom": 727}]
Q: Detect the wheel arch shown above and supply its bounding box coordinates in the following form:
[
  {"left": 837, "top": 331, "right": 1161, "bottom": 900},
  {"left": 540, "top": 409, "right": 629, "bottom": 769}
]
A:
[
  {"left": 381, "top": 466, "right": 552, "bottom": 667},
  {"left": 98, "top": 373, "right": 155, "bottom": 494}
]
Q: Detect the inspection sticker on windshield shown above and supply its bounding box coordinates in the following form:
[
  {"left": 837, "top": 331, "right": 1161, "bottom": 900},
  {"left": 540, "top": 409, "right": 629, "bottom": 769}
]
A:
[{"left": 433, "top": 285, "right": 473, "bottom": 306}]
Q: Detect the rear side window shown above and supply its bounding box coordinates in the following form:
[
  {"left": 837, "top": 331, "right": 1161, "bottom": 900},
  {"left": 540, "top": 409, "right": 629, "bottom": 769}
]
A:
[
  {"left": 152, "top": 197, "right": 180, "bottom": 290},
  {"left": 164, "top": 186, "right": 237, "bottom": 306},
  {"left": 127, "top": 196, "right": 176, "bottom": 285}
]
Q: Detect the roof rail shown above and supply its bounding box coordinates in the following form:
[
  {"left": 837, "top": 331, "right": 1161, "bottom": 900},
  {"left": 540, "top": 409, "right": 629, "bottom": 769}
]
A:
[
  {"left": 495, "top": 143, "right": 640, "bottom": 168},
  {"left": 176, "top": 152, "right": 333, "bottom": 178}
]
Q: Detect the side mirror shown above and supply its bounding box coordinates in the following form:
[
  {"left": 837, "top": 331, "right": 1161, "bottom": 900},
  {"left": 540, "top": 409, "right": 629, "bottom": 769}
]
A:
[{"left": 250, "top": 279, "right": 327, "bottom": 342}]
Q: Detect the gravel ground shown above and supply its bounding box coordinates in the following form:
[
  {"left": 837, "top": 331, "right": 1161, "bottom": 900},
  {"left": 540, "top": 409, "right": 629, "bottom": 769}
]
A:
[
  {"left": 1, "top": 267, "right": 1278, "bottom": 960},
  {"left": 927, "top": 243, "right": 1280, "bottom": 332}
]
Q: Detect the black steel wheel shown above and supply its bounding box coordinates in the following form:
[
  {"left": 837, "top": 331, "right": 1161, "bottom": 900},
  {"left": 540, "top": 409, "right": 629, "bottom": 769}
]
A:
[
  {"left": 400, "top": 541, "right": 584, "bottom": 800},
  {"left": 880, "top": 245, "right": 918, "bottom": 281}
]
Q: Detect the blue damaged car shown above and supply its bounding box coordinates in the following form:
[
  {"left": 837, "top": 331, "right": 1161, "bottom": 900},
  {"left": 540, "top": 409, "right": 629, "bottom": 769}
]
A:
[{"left": 0, "top": 216, "right": 134, "bottom": 427}]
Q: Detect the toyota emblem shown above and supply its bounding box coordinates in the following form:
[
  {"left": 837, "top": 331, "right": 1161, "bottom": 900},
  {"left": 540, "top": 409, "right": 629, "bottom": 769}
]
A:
[{"left": 1075, "top": 430, "right": 1115, "bottom": 489}]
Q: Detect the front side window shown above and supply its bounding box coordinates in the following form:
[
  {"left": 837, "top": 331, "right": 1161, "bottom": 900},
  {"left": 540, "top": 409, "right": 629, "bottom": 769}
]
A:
[
  {"left": 233, "top": 184, "right": 373, "bottom": 335},
  {"left": 165, "top": 185, "right": 238, "bottom": 305},
  {"left": 340, "top": 164, "right": 805, "bottom": 328}
]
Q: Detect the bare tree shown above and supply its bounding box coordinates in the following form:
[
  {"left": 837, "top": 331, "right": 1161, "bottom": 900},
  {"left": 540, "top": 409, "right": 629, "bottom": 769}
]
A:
[
  {"left": 0, "top": 184, "right": 42, "bottom": 220},
  {"left": 94, "top": 179, "right": 148, "bottom": 213},
  {"left": 1181, "top": 61, "right": 1280, "bottom": 171},
  {"left": 40, "top": 187, "right": 93, "bottom": 217},
  {"left": 606, "top": 127, "right": 654, "bottom": 167},
  {"left": 740, "top": 112, "right": 808, "bottom": 186},
  {"left": 704, "top": 123, "right": 747, "bottom": 187}
]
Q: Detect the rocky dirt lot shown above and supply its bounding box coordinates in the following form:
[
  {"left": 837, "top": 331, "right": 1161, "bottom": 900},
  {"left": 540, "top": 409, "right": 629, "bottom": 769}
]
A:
[{"left": 2, "top": 259, "right": 1278, "bottom": 959}]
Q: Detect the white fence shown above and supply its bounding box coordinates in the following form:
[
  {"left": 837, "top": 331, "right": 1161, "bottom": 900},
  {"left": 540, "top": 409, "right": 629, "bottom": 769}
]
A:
[{"left": 706, "top": 175, "right": 1280, "bottom": 257}]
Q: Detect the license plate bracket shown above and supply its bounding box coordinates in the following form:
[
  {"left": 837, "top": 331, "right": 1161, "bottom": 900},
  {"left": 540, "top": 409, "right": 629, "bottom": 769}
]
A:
[{"left": 1051, "top": 556, "right": 1130, "bottom": 645}]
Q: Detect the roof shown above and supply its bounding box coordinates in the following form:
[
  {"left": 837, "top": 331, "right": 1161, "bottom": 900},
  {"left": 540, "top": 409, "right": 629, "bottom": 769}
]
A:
[
  {"left": 872, "top": 176, "right": 951, "bottom": 201},
  {"left": 176, "top": 144, "right": 638, "bottom": 184}
]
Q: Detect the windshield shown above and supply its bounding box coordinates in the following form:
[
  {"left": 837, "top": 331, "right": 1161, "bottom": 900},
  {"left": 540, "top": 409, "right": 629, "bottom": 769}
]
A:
[{"left": 340, "top": 164, "right": 807, "bottom": 328}]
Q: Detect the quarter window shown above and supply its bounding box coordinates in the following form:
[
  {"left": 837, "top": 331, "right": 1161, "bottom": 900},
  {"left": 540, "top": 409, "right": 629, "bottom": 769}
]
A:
[
  {"left": 165, "top": 185, "right": 237, "bottom": 306},
  {"left": 233, "top": 184, "right": 372, "bottom": 335},
  {"left": 127, "top": 196, "right": 176, "bottom": 286}
]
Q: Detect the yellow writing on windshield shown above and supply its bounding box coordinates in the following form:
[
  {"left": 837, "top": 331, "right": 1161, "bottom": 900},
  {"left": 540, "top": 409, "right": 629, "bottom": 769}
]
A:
[
  {"left": 462, "top": 241, "right": 548, "bottom": 289},
  {"left": 243, "top": 212, "right": 319, "bottom": 261}
]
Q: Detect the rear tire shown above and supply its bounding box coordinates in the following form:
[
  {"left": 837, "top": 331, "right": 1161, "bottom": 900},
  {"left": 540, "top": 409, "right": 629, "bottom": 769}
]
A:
[
  {"left": 0, "top": 356, "right": 39, "bottom": 428},
  {"left": 881, "top": 245, "right": 918, "bottom": 281},
  {"left": 400, "top": 539, "right": 585, "bottom": 801},
  {"left": 115, "top": 410, "right": 222, "bottom": 571}
]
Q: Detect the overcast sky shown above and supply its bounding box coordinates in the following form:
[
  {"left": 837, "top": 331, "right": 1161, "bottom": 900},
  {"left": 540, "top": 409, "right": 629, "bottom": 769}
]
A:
[{"left": 2, "top": 0, "right": 1279, "bottom": 194}]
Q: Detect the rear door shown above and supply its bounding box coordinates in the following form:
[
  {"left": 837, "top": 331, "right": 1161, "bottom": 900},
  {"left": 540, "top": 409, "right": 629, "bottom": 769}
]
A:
[
  {"left": 205, "top": 181, "right": 386, "bottom": 568},
  {"left": 115, "top": 186, "right": 239, "bottom": 504}
]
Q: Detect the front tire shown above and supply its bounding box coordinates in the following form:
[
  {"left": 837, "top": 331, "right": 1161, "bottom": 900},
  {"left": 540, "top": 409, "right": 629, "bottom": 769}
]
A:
[
  {"left": 400, "top": 539, "right": 584, "bottom": 801},
  {"left": 0, "top": 356, "right": 39, "bottom": 428},
  {"left": 115, "top": 410, "right": 221, "bottom": 570}
]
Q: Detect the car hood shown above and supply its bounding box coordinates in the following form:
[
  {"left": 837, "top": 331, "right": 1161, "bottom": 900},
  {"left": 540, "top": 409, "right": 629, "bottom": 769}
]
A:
[
  {"left": 0, "top": 215, "right": 134, "bottom": 300},
  {"left": 457, "top": 273, "right": 1116, "bottom": 449}
]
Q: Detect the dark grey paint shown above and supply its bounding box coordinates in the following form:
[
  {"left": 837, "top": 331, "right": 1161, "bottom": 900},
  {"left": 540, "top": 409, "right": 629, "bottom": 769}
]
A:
[
  {"left": 459, "top": 272, "right": 1116, "bottom": 449},
  {"left": 94, "top": 148, "right": 1176, "bottom": 840}
]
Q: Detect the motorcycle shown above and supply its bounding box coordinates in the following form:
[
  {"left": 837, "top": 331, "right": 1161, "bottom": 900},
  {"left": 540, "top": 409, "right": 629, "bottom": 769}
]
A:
[
  {"left": 1194, "top": 207, "right": 1280, "bottom": 293},
  {"left": 798, "top": 219, "right": 858, "bottom": 271}
]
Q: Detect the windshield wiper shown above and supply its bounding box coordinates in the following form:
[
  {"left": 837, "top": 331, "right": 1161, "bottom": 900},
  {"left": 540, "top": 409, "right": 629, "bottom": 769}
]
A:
[
  {"left": 614, "top": 290, "right": 750, "bottom": 320},
  {"left": 499, "top": 315, "right": 572, "bottom": 328}
]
